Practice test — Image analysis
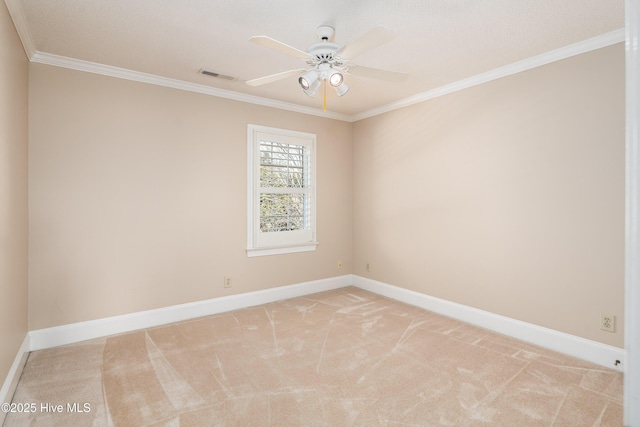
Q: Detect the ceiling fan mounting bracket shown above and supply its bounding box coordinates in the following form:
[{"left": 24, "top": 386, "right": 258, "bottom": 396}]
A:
[
  {"left": 316, "top": 25, "right": 335, "bottom": 41},
  {"left": 304, "top": 26, "right": 343, "bottom": 67}
]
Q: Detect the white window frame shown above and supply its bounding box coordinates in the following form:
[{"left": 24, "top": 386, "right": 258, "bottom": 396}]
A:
[{"left": 247, "top": 124, "right": 317, "bottom": 257}]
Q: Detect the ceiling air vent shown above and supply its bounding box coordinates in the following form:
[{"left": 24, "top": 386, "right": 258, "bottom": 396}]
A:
[{"left": 199, "top": 69, "right": 236, "bottom": 81}]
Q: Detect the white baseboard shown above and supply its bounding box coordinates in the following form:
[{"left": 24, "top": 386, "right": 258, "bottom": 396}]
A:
[
  {"left": 23, "top": 274, "right": 623, "bottom": 373},
  {"left": 352, "top": 275, "right": 624, "bottom": 372},
  {"left": 0, "top": 333, "right": 30, "bottom": 422},
  {"left": 0, "top": 273, "right": 624, "bottom": 421},
  {"left": 28, "top": 275, "right": 351, "bottom": 352}
]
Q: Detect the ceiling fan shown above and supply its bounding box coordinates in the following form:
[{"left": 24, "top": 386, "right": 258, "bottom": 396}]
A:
[{"left": 246, "top": 25, "right": 408, "bottom": 108}]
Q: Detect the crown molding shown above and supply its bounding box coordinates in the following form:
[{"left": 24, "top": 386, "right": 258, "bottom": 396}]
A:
[
  {"left": 30, "top": 51, "right": 353, "bottom": 122},
  {"left": 4, "top": 0, "right": 36, "bottom": 58},
  {"left": 19, "top": 18, "right": 623, "bottom": 124},
  {"left": 352, "top": 28, "right": 626, "bottom": 122}
]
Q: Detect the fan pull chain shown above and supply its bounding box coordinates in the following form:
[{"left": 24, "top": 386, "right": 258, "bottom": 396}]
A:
[{"left": 323, "top": 80, "right": 327, "bottom": 111}]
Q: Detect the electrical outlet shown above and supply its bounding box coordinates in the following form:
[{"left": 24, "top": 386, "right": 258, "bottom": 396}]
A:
[
  {"left": 366, "top": 262, "right": 371, "bottom": 272},
  {"left": 601, "top": 313, "right": 615, "bottom": 332},
  {"left": 224, "top": 276, "right": 232, "bottom": 288},
  {"left": 337, "top": 261, "right": 343, "bottom": 269}
]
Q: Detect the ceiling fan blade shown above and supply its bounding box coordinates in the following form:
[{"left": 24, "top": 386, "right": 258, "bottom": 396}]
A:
[
  {"left": 337, "top": 25, "right": 396, "bottom": 60},
  {"left": 348, "top": 65, "right": 408, "bottom": 82},
  {"left": 245, "top": 69, "right": 307, "bottom": 86},
  {"left": 249, "top": 36, "right": 313, "bottom": 60}
]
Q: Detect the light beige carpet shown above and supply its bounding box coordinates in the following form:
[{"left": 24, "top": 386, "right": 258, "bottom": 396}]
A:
[{"left": 4, "top": 287, "right": 623, "bottom": 426}]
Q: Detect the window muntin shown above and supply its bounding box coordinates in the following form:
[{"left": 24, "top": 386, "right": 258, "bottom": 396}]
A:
[
  {"left": 247, "top": 125, "right": 316, "bottom": 256},
  {"left": 259, "top": 140, "right": 309, "bottom": 233}
]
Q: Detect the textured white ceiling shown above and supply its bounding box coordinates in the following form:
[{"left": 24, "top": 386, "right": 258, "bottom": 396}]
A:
[{"left": 6, "top": 0, "right": 625, "bottom": 117}]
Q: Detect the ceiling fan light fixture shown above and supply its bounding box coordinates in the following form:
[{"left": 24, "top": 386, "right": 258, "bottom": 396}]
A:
[
  {"left": 298, "top": 70, "right": 319, "bottom": 90},
  {"left": 329, "top": 71, "right": 343, "bottom": 87},
  {"left": 303, "top": 79, "right": 322, "bottom": 97},
  {"left": 334, "top": 82, "right": 349, "bottom": 97}
]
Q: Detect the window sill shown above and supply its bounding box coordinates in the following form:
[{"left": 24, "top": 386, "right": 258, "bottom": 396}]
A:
[{"left": 246, "top": 242, "right": 318, "bottom": 257}]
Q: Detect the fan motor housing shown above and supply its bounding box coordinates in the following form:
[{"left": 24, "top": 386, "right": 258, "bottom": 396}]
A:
[{"left": 306, "top": 43, "right": 341, "bottom": 64}]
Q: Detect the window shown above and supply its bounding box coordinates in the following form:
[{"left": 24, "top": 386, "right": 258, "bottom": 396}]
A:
[{"left": 247, "top": 125, "right": 317, "bottom": 256}]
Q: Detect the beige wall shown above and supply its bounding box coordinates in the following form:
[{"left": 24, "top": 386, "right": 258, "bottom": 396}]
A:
[
  {"left": 0, "top": 1, "right": 29, "bottom": 390},
  {"left": 27, "top": 42, "right": 624, "bottom": 349},
  {"left": 353, "top": 44, "right": 625, "bottom": 347},
  {"left": 28, "top": 64, "right": 352, "bottom": 330}
]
